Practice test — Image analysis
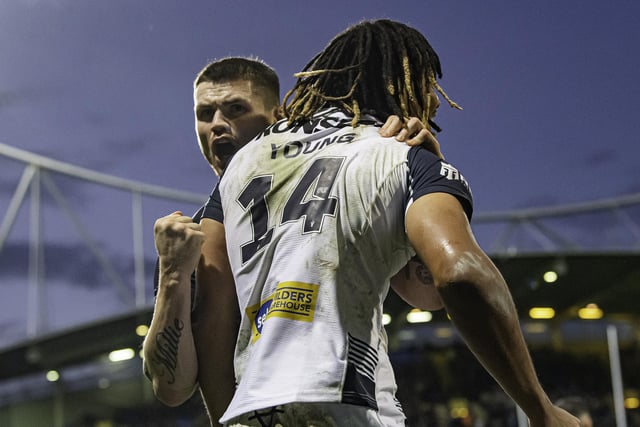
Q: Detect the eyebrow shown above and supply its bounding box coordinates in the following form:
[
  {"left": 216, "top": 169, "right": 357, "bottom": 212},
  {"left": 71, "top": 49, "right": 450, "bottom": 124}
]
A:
[
  {"left": 196, "top": 95, "right": 250, "bottom": 109},
  {"left": 221, "top": 95, "right": 250, "bottom": 104}
]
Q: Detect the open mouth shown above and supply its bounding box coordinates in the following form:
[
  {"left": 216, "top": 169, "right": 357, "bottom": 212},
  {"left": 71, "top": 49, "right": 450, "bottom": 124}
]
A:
[{"left": 214, "top": 138, "right": 239, "bottom": 158}]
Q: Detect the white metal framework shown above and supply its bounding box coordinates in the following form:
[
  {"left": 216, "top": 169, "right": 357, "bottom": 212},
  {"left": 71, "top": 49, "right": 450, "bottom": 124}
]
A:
[
  {"left": 1, "top": 141, "right": 639, "bottom": 340},
  {"left": 1, "top": 142, "right": 638, "bottom": 426}
]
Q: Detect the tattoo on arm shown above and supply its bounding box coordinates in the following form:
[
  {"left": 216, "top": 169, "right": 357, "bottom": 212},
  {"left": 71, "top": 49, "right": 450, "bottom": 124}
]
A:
[
  {"left": 415, "top": 262, "right": 434, "bottom": 285},
  {"left": 411, "top": 256, "right": 434, "bottom": 285},
  {"left": 150, "top": 318, "right": 184, "bottom": 384}
]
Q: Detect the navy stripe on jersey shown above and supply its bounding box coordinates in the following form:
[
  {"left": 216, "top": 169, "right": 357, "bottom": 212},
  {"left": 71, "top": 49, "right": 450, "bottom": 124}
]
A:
[
  {"left": 406, "top": 146, "right": 473, "bottom": 220},
  {"left": 347, "top": 333, "right": 378, "bottom": 382},
  {"left": 203, "top": 183, "right": 224, "bottom": 223},
  {"left": 342, "top": 334, "right": 379, "bottom": 410},
  {"left": 341, "top": 366, "right": 377, "bottom": 410}
]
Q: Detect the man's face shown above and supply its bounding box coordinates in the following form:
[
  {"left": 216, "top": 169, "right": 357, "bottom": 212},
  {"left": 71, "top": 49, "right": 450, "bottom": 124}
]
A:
[{"left": 194, "top": 79, "right": 279, "bottom": 176}]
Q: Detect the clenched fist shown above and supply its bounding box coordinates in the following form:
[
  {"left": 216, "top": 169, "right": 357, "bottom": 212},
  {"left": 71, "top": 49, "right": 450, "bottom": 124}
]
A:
[{"left": 154, "top": 211, "right": 205, "bottom": 283}]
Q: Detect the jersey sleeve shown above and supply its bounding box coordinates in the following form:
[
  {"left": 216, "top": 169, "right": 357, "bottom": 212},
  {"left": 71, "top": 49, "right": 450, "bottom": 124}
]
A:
[
  {"left": 201, "top": 182, "right": 224, "bottom": 223},
  {"left": 406, "top": 146, "right": 474, "bottom": 220}
]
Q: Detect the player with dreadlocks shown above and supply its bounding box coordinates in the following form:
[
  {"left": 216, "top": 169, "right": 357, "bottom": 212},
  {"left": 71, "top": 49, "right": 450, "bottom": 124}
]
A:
[
  {"left": 196, "top": 19, "right": 580, "bottom": 426},
  {"left": 284, "top": 19, "right": 461, "bottom": 130}
]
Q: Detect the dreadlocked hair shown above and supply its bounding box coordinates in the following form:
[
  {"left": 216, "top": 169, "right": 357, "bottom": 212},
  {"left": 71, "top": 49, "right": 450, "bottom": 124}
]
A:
[{"left": 283, "top": 19, "right": 461, "bottom": 128}]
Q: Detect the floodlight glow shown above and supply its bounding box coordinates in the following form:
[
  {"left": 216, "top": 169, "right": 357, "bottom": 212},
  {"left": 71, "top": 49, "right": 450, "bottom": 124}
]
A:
[
  {"left": 528, "top": 307, "right": 555, "bottom": 319},
  {"left": 136, "top": 324, "right": 149, "bottom": 337},
  {"left": 543, "top": 271, "right": 558, "bottom": 283},
  {"left": 109, "top": 348, "right": 135, "bottom": 362},
  {"left": 406, "top": 309, "right": 432, "bottom": 323},
  {"left": 450, "top": 407, "right": 469, "bottom": 419},
  {"left": 46, "top": 370, "right": 59, "bottom": 382},
  {"left": 382, "top": 313, "right": 392, "bottom": 326},
  {"left": 578, "top": 304, "right": 603, "bottom": 319},
  {"left": 449, "top": 398, "right": 469, "bottom": 419},
  {"left": 625, "top": 397, "right": 639, "bottom": 409}
]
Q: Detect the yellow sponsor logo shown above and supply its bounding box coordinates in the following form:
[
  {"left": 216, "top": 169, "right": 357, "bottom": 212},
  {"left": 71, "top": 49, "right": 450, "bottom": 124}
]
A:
[{"left": 246, "top": 281, "right": 319, "bottom": 342}]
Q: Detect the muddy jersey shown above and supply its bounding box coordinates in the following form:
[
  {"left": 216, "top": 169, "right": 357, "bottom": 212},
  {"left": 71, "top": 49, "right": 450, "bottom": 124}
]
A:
[{"left": 203, "top": 108, "right": 473, "bottom": 423}]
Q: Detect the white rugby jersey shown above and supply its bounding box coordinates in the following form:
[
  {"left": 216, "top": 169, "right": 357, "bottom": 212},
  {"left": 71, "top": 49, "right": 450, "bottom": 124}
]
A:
[{"left": 203, "top": 108, "right": 473, "bottom": 423}]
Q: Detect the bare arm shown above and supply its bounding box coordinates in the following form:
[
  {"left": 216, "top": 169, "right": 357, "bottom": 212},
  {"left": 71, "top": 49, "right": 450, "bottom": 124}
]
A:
[
  {"left": 381, "top": 115, "right": 445, "bottom": 310},
  {"left": 193, "top": 218, "right": 240, "bottom": 426},
  {"left": 406, "top": 193, "right": 579, "bottom": 427},
  {"left": 390, "top": 257, "right": 443, "bottom": 311},
  {"left": 380, "top": 115, "right": 444, "bottom": 310},
  {"left": 143, "top": 212, "right": 202, "bottom": 407}
]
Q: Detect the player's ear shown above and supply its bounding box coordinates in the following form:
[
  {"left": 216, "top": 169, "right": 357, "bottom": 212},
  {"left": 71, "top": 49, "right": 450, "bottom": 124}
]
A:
[{"left": 273, "top": 104, "right": 285, "bottom": 120}]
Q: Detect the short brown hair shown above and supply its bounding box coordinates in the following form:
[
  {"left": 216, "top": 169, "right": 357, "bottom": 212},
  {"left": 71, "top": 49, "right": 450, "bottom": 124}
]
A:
[{"left": 194, "top": 57, "right": 280, "bottom": 109}]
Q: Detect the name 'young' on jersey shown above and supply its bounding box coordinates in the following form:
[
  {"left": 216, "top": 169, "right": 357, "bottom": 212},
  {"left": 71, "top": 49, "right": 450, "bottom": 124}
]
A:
[{"left": 202, "top": 108, "right": 473, "bottom": 423}]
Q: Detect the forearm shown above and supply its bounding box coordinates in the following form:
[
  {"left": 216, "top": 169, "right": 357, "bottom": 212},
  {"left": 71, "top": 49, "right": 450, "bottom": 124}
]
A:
[
  {"left": 437, "top": 252, "right": 551, "bottom": 416},
  {"left": 405, "top": 194, "right": 553, "bottom": 419},
  {"left": 143, "top": 271, "right": 199, "bottom": 406}
]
